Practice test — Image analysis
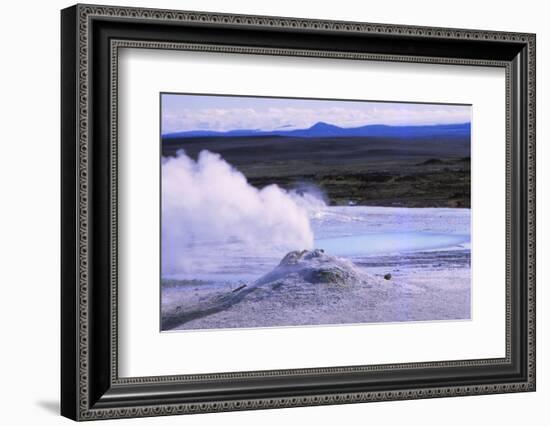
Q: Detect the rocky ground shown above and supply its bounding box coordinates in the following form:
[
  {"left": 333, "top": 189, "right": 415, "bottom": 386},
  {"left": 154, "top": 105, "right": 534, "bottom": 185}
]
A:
[{"left": 163, "top": 133, "right": 471, "bottom": 208}]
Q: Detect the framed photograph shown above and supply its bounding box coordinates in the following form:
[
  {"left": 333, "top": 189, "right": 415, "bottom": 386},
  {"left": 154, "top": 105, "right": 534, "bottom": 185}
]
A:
[{"left": 61, "top": 4, "right": 536, "bottom": 421}]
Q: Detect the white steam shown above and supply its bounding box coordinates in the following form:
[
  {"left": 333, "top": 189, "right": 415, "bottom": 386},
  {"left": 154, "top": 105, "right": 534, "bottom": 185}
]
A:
[{"left": 162, "top": 150, "right": 326, "bottom": 276}]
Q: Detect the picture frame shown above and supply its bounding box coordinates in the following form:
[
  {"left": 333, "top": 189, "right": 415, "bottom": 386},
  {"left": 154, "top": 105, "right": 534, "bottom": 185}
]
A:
[{"left": 61, "top": 3, "right": 536, "bottom": 421}]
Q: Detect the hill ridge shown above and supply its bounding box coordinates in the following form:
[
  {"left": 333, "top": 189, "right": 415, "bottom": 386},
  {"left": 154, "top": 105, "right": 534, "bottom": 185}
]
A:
[{"left": 163, "top": 122, "right": 471, "bottom": 139}]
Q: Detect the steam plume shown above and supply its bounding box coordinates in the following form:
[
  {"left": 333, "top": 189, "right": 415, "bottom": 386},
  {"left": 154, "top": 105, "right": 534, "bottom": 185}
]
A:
[{"left": 162, "top": 151, "right": 325, "bottom": 276}]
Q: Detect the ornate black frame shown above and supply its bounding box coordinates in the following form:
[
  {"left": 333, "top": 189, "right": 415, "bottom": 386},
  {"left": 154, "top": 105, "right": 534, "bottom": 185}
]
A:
[{"left": 61, "top": 4, "right": 536, "bottom": 421}]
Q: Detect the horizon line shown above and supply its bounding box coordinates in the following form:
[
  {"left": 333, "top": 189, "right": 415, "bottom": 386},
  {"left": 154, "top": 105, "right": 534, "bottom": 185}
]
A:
[{"left": 161, "top": 121, "right": 471, "bottom": 137}]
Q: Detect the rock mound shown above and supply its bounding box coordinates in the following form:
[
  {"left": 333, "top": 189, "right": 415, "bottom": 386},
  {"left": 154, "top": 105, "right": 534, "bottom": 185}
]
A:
[
  {"left": 162, "top": 249, "right": 383, "bottom": 330},
  {"left": 256, "top": 249, "right": 373, "bottom": 288}
]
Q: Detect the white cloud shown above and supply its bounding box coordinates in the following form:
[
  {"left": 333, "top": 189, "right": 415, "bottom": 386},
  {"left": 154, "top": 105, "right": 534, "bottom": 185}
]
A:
[{"left": 162, "top": 102, "right": 471, "bottom": 134}]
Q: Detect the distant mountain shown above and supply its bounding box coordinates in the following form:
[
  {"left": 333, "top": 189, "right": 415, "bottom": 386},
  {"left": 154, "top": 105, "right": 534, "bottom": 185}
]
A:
[{"left": 163, "top": 122, "right": 471, "bottom": 139}]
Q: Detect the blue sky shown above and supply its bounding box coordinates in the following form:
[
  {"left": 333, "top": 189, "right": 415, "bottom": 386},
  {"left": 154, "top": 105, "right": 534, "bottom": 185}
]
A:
[{"left": 161, "top": 93, "right": 471, "bottom": 134}]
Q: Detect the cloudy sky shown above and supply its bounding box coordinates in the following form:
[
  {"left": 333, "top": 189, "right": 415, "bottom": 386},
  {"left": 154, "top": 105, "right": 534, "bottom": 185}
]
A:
[{"left": 161, "top": 93, "right": 471, "bottom": 134}]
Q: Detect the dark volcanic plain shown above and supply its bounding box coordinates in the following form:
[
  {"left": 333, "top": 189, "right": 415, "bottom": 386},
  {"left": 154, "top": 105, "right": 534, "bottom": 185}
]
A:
[{"left": 162, "top": 135, "right": 471, "bottom": 208}]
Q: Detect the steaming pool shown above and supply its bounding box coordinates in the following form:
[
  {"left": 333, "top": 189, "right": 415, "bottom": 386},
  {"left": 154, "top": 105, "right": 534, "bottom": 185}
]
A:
[
  {"left": 162, "top": 206, "right": 470, "bottom": 284},
  {"left": 161, "top": 206, "right": 471, "bottom": 329},
  {"left": 317, "top": 232, "right": 468, "bottom": 257}
]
